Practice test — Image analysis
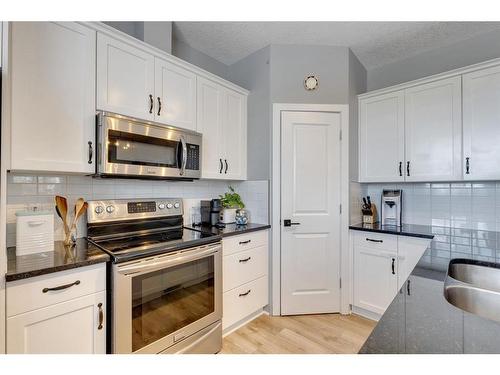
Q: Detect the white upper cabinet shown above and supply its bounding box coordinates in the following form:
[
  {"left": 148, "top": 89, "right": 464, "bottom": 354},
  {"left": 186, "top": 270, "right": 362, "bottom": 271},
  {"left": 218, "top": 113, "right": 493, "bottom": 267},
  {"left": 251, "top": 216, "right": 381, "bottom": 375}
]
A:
[
  {"left": 97, "top": 33, "right": 155, "bottom": 121},
  {"left": 359, "top": 91, "right": 405, "bottom": 182},
  {"left": 221, "top": 88, "right": 247, "bottom": 180},
  {"left": 10, "top": 22, "right": 96, "bottom": 173},
  {"left": 198, "top": 77, "right": 247, "bottom": 180},
  {"left": 198, "top": 77, "right": 224, "bottom": 178},
  {"left": 404, "top": 77, "right": 462, "bottom": 182},
  {"left": 154, "top": 57, "right": 197, "bottom": 131},
  {"left": 463, "top": 65, "right": 500, "bottom": 180}
]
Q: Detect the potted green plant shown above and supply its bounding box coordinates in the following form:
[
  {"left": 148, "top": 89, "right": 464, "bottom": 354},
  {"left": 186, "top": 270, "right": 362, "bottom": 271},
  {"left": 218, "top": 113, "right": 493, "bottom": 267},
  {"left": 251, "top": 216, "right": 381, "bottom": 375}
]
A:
[{"left": 219, "top": 186, "right": 245, "bottom": 223}]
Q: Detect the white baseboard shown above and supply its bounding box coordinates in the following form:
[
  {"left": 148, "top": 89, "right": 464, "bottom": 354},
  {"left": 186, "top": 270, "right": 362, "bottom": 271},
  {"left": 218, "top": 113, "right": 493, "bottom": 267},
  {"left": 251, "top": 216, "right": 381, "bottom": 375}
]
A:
[
  {"left": 352, "top": 306, "right": 381, "bottom": 321},
  {"left": 222, "top": 308, "right": 268, "bottom": 337}
]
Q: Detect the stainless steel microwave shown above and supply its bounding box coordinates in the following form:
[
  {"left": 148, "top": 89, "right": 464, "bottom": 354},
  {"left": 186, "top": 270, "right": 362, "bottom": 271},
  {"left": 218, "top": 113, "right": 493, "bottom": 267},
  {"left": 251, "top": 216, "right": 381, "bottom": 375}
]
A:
[{"left": 96, "top": 112, "right": 202, "bottom": 180}]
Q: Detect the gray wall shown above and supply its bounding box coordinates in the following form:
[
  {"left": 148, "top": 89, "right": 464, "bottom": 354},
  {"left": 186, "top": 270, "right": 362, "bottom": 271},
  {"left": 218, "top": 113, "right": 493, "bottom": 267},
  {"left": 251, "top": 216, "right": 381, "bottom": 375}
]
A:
[
  {"left": 104, "top": 21, "right": 172, "bottom": 54},
  {"left": 228, "top": 47, "right": 271, "bottom": 181},
  {"left": 172, "top": 38, "right": 231, "bottom": 81},
  {"left": 348, "top": 50, "right": 367, "bottom": 182},
  {"left": 367, "top": 28, "right": 500, "bottom": 91},
  {"left": 269, "top": 45, "right": 350, "bottom": 104}
]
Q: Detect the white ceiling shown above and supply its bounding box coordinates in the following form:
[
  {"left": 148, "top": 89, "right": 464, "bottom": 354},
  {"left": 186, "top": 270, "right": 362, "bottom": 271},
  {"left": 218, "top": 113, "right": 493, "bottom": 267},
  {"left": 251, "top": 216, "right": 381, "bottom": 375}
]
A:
[{"left": 172, "top": 22, "right": 500, "bottom": 69}]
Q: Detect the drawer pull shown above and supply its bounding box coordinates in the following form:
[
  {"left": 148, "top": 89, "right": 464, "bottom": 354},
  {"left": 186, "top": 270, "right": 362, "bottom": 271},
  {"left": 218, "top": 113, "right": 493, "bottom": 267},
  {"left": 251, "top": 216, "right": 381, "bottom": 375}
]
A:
[
  {"left": 42, "top": 280, "right": 80, "bottom": 293},
  {"left": 391, "top": 258, "right": 396, "bottom": 275},
  {"left": 239, "top": 256, "right": 252, "bottom": 263},
  {"left": 239, "top": 289, "right": 251, "bottom": 297},
  {"left": 366, "top": 238, "right": 383, "bottom": 243},
  {"left": 98, "top": 303, "right": 104, "bottom": 330},
  {"left": 239, "top": 240, "right": 251, "bottom": 245}
]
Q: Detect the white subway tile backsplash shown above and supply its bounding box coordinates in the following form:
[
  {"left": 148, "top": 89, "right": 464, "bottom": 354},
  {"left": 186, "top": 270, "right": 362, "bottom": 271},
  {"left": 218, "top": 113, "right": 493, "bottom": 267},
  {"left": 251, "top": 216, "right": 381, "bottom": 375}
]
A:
[
  {"left": 6, "top": 172, "right": 269, "bottom": 247},
  {"left": 360, "top": 181, "right": 500, "bottom": 232}
]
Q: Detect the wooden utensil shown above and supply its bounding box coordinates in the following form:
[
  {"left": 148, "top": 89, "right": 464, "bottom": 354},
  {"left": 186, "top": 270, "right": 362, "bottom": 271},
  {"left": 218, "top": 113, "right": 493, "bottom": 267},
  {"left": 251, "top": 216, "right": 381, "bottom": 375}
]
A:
[
  {"left": 55, "top": 195, "right": 69, "bottom": 237},
  {"left": 71, "top": 200, "right": 87, "bottom": 232}
]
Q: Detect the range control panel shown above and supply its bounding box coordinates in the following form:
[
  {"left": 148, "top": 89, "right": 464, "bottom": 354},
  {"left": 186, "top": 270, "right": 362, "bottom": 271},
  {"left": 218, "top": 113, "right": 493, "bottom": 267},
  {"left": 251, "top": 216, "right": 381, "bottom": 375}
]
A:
[{"left": 87, "top": 198, "right": 183, "bottom": 223}]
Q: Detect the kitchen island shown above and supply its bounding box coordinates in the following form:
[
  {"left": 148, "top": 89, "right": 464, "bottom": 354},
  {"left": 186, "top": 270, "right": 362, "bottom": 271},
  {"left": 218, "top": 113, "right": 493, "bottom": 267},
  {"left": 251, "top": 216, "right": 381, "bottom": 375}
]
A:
[{"left": 354, "top": 224, "right": 500, "bottom": 353}]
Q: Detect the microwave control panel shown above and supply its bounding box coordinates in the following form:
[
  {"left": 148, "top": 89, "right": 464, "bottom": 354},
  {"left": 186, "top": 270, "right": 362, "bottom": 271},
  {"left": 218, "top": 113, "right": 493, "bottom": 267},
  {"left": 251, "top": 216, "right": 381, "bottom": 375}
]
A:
[{"left": 186, "top": 144, "right": 200, "bottom": 170}]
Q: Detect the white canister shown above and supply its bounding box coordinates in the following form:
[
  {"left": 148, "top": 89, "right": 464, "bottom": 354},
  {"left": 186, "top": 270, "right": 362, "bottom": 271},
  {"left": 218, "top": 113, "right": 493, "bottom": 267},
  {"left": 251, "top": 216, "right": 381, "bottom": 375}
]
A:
[
  {"left": 16, "top": 211, "right": 54, "bottom": 256},
  {"left": 219, "top": 208, "right": 238, "bottom": 224}
]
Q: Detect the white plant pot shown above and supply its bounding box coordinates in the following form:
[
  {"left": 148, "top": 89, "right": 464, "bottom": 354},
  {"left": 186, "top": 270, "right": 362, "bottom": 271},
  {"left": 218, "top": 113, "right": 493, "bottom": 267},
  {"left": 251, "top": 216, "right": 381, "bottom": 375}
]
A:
[{"left": 219, "top": 208, "right": 237, "bottom": 224}]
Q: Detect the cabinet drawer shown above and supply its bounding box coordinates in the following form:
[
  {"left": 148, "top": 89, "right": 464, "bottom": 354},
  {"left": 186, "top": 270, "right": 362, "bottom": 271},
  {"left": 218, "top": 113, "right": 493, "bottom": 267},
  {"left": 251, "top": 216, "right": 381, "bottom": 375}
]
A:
[
  {"left": 7, "top": 263, "right": 106, "bottom": 317},
  {"left": 352, "top": 231, "right": 398, "bottom": 252},
  {"left": 222, "top": 275, "right": 268, "bottom": 330},
  {"left": 223, "top": 245, "right": 268, "bottom": 292},
  {"left": 222, "top": 230, "right": 268, "bottom": 256}
]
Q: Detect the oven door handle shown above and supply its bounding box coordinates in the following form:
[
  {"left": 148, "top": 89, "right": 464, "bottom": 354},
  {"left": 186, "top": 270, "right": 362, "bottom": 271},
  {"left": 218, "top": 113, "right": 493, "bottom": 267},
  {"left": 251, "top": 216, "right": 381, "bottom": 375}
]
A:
[
  {"left": 117, "top": 246, "right": 219, "bottom": 276},
  {"left": 179, "top": 135, "right": 187, "bottom": 176}
]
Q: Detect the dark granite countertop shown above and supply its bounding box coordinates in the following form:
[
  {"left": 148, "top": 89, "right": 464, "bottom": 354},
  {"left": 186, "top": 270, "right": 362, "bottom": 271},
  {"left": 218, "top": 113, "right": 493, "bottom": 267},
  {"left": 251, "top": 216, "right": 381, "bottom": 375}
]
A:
[
  {"left": 359, "top": 227, "right": 500, "bottom": 354},
  {"left": 6, "top": 238, "right": 110, "bottom": 282},
  {"left": 349, "top": 222, "right": 435, "bottom": 239},
  {"left": 186, "top": 223, "right": 271, "bottom": 238}
]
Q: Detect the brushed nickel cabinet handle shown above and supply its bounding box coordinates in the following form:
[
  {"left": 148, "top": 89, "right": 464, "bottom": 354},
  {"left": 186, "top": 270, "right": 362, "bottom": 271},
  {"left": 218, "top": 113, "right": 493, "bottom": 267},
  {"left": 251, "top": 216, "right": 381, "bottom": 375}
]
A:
[
  {"left": 97, "top": 302, "right": 104, "bottom": 330},
  {"left": 42, "top": 280, "right": 80, "bottom": 293}
]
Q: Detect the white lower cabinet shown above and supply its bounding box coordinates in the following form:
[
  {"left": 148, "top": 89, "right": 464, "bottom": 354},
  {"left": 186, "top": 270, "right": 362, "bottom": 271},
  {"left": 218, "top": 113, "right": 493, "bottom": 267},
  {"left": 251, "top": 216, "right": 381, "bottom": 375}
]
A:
[
  {"left": 6, "top": 264, "right": 106, "bottom": 354},
  {"left": 352, "top": 231, "right": 430, "bottom": 320},
  {"left": 222, "top": 230, "right": 269, "bottom": 331}
]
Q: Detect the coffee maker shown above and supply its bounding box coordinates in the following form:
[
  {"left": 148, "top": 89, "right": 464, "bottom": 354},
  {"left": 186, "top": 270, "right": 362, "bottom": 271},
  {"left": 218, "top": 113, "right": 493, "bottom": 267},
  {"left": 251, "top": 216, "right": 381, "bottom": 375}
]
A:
[{"left": 381, "top": 190, "right": 402, "bottom": 226}]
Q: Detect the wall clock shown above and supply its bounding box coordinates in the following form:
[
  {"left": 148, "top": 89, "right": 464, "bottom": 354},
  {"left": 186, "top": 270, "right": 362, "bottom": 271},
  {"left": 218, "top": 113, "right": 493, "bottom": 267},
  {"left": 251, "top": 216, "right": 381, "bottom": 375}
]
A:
[{"left": 304, "top": 75, "right": 319, "bottom": 91}]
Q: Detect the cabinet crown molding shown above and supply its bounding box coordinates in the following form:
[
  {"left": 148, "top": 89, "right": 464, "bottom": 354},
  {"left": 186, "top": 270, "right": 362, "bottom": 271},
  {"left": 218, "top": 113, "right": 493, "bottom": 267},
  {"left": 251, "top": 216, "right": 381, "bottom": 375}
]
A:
[
  {"left": 81, "top": 22, "right": 249, "bottom": 97},
  {"left": 359, "top": 56, "right": 500, "bottom": 100}
]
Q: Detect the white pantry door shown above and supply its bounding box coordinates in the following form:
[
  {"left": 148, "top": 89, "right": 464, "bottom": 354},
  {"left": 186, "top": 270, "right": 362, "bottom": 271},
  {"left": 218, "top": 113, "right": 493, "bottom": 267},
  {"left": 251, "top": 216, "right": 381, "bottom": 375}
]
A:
[{"left": 280, "top": 111, "right": 341, "bottom": 315}]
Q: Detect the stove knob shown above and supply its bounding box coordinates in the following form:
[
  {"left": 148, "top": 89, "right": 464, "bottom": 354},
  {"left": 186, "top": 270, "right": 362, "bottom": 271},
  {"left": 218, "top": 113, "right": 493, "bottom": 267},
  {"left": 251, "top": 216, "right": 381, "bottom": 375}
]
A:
[
  {"left": 174, "top": 202, "right": 180, "bottom": 209},
  {"left": 106, "top": 205, "right": 115, "bottom": 213},
  {"left": 158, "top": 203, "right": 166, "bottom": 210},
  {"left": 166, "top": 203, "right": 173, "bottom": 209},
  {"left": 95, "top": 206, "right": 104, "bottom": 214}
]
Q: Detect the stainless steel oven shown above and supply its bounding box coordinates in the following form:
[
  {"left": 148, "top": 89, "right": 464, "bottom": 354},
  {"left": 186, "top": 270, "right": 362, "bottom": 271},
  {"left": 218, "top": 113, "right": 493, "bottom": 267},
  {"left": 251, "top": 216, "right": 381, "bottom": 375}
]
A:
[
  {"left": 96, "top": 112, "right": 202, "bottom": 180},
  {"left": 112, "top": 241, "right": 222, "bottom": 354}
]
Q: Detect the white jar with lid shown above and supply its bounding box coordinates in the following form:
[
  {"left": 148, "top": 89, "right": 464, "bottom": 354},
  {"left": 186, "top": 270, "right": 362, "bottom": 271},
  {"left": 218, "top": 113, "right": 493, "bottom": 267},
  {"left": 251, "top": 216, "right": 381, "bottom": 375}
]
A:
[{"left": 16, "top": 210, "right": 54, "bottom": 256}]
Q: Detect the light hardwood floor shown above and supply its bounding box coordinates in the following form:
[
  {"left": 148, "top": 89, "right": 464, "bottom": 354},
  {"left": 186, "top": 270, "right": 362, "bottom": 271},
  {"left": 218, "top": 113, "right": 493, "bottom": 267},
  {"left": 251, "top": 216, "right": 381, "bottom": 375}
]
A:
[{"left": 221, "top": 313, "right": 376, "bottom": 354}]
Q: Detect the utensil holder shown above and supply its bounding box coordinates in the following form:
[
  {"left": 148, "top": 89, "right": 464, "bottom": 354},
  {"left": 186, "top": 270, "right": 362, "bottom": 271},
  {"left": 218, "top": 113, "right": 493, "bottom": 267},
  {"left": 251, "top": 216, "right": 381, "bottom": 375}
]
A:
[{"left": 362, "top": 204, "right": 378, "bottom": 224}]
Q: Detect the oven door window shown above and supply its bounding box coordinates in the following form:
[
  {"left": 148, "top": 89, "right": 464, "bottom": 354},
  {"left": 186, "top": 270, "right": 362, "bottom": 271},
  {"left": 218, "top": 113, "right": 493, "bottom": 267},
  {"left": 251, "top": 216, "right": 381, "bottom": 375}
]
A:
[
  {"left": 108, "top": 129, "right": 180, "bottom": 168},
  {"left": 131, "top": 256, "right": 215, "bottom": 352}
]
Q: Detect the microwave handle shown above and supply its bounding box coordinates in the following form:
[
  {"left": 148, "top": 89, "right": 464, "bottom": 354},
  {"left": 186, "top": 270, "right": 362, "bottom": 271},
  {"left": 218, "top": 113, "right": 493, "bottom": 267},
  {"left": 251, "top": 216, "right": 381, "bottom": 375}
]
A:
[{"left": 179, "top": 136, "right": 187, "bottom": 176}]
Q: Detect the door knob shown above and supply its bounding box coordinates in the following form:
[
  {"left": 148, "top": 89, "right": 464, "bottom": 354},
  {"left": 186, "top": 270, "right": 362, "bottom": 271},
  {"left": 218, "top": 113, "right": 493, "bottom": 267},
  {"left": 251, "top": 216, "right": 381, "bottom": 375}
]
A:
[{"left": 283, "top": 219, "right": 300, "bottom": 227}]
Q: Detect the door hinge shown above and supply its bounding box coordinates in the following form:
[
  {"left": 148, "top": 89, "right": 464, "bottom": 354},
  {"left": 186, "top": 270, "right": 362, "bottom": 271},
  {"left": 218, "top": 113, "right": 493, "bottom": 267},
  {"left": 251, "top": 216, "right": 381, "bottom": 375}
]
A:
[
  {"left": 339, "top": 130, "right": 342, "bottom": 141},
  {"left": 339, "top": 204, "right": 342, "bottom": 214},
  {"left": 339, "top": 278, "right": 342, "bottom": 289}
]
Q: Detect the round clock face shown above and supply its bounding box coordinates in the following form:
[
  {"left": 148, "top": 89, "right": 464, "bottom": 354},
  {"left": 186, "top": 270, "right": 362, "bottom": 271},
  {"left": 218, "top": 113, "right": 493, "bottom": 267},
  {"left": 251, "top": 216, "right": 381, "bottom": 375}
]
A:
[{"left": 304, "top": 75, "right": 319, "bottom": 91}]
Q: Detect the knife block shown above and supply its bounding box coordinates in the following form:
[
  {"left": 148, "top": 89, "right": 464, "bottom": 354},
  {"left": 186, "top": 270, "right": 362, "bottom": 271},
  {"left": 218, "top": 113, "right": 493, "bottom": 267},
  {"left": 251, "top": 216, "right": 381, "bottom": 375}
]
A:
[{"left": 362, "top": 203, "right": 378, "bottom": 224}]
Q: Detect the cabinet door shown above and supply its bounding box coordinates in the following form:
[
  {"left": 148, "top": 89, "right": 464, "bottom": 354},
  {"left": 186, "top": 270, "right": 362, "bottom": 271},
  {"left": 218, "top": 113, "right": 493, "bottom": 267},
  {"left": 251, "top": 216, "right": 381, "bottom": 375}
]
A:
[
  {"left": 7, "top": 292, "right": 106, "bottom": 354},
  {"left": 353, "top": 245, "right": 398, "bottom": 315},
  {"left": 397, "top": 237, "right": 431, "bottom": 291},
  {"left": 198, "top": 77, "right": 225, "bottom": 179},
  {"left": 404, "top": 77, "right": 462, "bottom": 181},
  {"left": 97, "top": 33, "right": 155, "bottom": 120},
  {"left": 154, "top": 58, "right": 197, "bottom": 131},
  {"left": 463, "top": 65, "right": 500, "bottom": 180},
  {"left": 358, "top": 91, "right": 405, "bottom": 182},
  {"left": 221, "top": 88, "right": 247, "bottom": 180},
  {"left": 10, "top": 22, "right": 96, "bottom": 173}
]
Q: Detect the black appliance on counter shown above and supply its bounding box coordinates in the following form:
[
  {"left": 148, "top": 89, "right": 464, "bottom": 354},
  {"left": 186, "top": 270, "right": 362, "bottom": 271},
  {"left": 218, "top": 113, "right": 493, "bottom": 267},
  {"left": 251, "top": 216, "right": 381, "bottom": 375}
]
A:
[{"left": 210, "top": 199, "right": 223, "bottom": 227}]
